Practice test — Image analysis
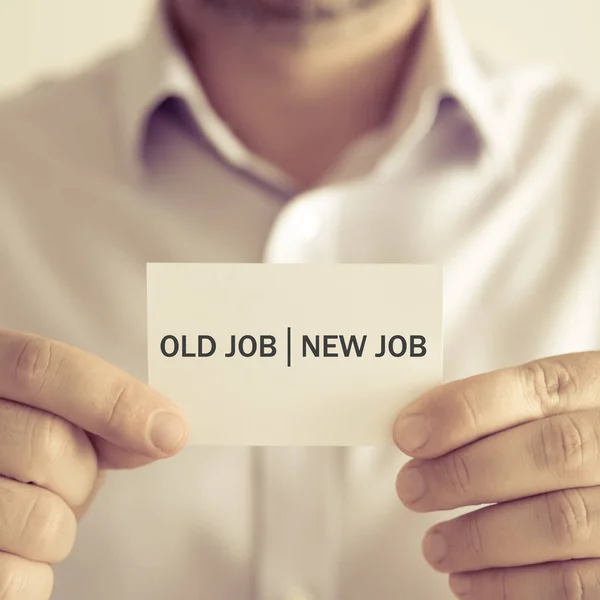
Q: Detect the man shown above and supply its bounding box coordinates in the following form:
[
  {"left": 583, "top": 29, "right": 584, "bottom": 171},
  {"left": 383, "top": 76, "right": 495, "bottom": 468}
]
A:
[{"left": 0, "top": 0, "right": 599, "bottom": 597}]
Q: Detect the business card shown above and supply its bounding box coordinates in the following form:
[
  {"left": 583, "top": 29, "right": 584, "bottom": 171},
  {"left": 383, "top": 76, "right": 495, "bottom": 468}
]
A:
[{"left": 147, "top": 263, "right": 443, "bottom": 446}]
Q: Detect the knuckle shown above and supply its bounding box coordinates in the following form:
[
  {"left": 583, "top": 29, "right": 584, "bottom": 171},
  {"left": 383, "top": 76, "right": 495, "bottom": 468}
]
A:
[
  {"left": 11, "top": 337, "right": 61, "bottom": 397},
  {"left": 444, "top": 452, "right": 472, "bottom": 497},
  {"left": 22, "top": 492, "right": 75, "bottom": 562},
  {"left": 29, "top": 413, "right": 73, "bottom": 479},
  {"left": 534, "top": 415, "right": 598, "bottom": 478},
  {"left": 484, "top": 568, "right": 511, "bottom": 600},
  {"left": 465, "top": 515, "right": 485, "bottom": 558},
  {"left": 0, "top": 554, "right": 53, "bottom": 600},
  {"left": 450, "top": 384, "right": 481, "bottom": 432},
  {"left": 521, "top": 359, "right": 576, "bottom": 416},
  {"left": 105, "top": 379, "right": 133, "bottom": 430},
  {"left": 559, "top": 568, "right": 585, "bottom": 600},
  {"left": 0, "top": 560, "right": 25, "bottom": 600},
  {"left": 557, "top": 564, "right": 600, "bottom": 600},
  {"left": 498, "top": 569, "right": 510, "bottom": 600},
  {"left": 544, "top": 490, "right": 592, "bottom": 547}
]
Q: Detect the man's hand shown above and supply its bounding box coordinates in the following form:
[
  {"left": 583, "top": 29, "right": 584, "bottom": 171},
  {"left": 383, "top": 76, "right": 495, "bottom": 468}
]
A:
[
  {"left": 0, "top": 331, "right": 188, "bottom": 600},
  {"left": 394, "top": 352, "right": 600, "bottom": 599}
]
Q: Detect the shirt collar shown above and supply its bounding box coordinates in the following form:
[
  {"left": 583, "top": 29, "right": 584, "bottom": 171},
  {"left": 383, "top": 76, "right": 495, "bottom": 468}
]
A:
[
  {"left": 115, "top": 0, "right": 510, "bottom": 179},
  {"left": 403, "top": 0, "right": 510, "bottom": 170},
  {"left": 115, "top": 1, "right": 200, "bottom": 178}
]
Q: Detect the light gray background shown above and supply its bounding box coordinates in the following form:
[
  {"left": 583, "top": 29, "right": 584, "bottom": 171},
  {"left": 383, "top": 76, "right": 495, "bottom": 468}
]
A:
[{"left": 0, "top": 0, "right": 597, "bottom": 97}]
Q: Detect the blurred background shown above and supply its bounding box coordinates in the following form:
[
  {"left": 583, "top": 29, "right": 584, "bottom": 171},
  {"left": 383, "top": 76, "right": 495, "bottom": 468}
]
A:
[{"left": 0, "top": 0, "right": 598, "bottom": 98}]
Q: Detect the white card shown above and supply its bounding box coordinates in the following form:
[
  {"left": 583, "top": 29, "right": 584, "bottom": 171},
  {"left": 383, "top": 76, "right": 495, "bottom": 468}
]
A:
[{"left": 147, "top": 263, "right": 443, "bottom": 446}]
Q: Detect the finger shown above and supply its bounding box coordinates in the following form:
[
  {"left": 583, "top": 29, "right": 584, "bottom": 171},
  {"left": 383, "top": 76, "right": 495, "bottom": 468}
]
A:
[
  {"left": 0, "top": 552, "right": 53, "bottom": 600},
  {"left": 0, "top": 398, "right": 98, "bottom": 508},
  {"left": 448, "top": 559, "right": 600, "bottom": 600},
  {"left": 0, "top": 331, "right": 188, "bottom": 459},
  {"left": 422, "top": 487, "right": 600, "bottom": 574},
  {"left": 72, "top": 469, "right": 107, "bottom": 521},
  {"left": 0, "top": 476, "right": 77, "bottom": 564},
  {"left": 397, "top": 409, "right": 600, "bottom": 512},
  {"left": 89, "top": 436, "right": 158, "bottom": 470},
  {"left": 394, "top": 352, "right": 599, "bottom": 458}
]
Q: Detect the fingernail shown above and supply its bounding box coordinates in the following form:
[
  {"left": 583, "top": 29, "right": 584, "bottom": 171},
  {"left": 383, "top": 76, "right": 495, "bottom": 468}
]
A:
[
  {"left": 449, "top": 574, "right": 472, "bottom": 596},
  {"left": 396, "top": 467, "right": 427, "bottom": 503},
  {"left": 423, "top": 531, "right": 448, "bottom": 564},
  {"left": 394, "top": 414, "right": 430, "bottom": 452},
  {"left": 149, "top": 411, "right": 186, "bottom": 453}
]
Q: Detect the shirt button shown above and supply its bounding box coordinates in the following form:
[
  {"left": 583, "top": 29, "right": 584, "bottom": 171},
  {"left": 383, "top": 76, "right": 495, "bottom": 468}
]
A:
[{"left": 281, "top": 585, "right": 316, "bottom": 600}]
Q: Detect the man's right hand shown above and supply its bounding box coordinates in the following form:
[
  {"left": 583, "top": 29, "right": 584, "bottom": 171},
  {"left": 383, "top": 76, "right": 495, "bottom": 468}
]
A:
[{"left": 0, "top": 331, "right": 188, "bottom": 600}]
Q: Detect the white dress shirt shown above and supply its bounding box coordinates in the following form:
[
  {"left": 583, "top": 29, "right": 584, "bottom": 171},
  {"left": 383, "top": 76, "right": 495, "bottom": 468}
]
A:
[{"left": 1, "top": 1, "right": 600, "bottom": 599}]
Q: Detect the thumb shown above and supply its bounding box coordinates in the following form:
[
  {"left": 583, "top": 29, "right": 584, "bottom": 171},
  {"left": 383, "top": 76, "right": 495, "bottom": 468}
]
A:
[{"left": 0, "top": 332, "right": 189, "bottom": 459}]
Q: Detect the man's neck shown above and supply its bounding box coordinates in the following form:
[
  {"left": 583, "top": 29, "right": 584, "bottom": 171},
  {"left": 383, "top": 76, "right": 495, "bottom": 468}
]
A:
[{"left": 170, "top": 0, "right": 429, "bottom": 188}]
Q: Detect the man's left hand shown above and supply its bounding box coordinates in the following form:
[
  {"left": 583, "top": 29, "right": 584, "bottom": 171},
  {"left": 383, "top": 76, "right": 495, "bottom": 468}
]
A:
[{"left": 394, "top": 352, "right": 600, "bottom": 599}]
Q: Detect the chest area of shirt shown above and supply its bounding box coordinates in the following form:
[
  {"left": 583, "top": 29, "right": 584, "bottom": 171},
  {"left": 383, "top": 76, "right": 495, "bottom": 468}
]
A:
[{"left": 3, "top": 153, "right": 600, "bottom": 384}]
